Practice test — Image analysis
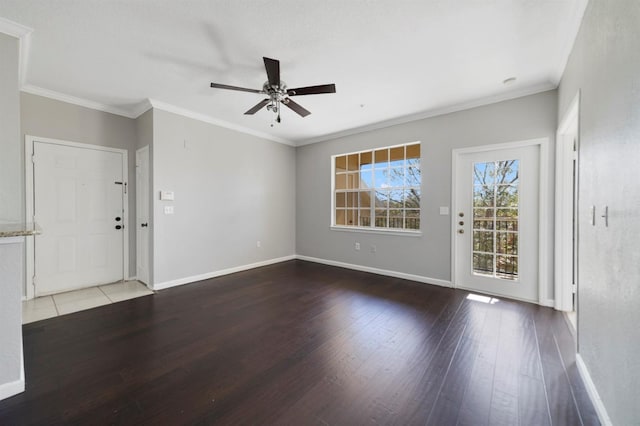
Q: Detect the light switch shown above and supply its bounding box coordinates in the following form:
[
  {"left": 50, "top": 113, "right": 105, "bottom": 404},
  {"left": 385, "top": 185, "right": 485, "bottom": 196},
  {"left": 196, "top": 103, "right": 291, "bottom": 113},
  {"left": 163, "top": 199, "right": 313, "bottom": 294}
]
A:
[
  {"left": 164, "top": 206, "right": 174, "bottom": 215},
  {"left": 160, "top": 191, "right": 175, "bottom": 201},
  {"left": 439, "top": 207, "right": 450, "bottom": 215}
]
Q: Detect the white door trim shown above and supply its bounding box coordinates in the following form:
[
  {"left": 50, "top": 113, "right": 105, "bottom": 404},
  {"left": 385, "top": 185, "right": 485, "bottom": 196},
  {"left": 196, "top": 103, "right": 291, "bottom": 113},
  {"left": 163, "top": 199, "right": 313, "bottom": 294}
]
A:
[
  {"left": 451, "top": 137, "right": 551, "bottom": 305},
  {"left": 24, "top": 135, "right": 129, "bottom": 300},
  {"left": 555, "top": 92, "right": 580, "bottom": 311},
  {"left": 135, "top": 145, "right": 150, "bottom": 286}
]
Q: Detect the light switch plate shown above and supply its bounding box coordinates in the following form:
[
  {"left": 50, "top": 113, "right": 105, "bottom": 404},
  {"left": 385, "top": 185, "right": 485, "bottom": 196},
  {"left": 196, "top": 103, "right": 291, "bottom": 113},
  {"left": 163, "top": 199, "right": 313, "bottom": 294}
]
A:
[
  {"left": 439, "top": 206, "right": 450, "bottom": 215},
  {"left": 164, "top": 206, "right": 174, "bottom": 215},
  {"left": 160, "top": 191, "right": 175, "bottom": 201}
]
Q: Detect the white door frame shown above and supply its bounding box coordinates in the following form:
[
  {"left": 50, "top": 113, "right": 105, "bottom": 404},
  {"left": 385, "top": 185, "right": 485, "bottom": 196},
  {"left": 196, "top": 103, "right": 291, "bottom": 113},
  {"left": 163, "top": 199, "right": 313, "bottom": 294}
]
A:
[
  {"left": 135, "top": 145, "right": 150, "bottom": 286},
  {"left": 555, "top": 92, "right": 580, "bottom": 311},
  {"left": 24, "top": 135, "right": 129, "bottom": 300},
  {"left": 451, "top": 137, "right": 551, "bottom": 305}
]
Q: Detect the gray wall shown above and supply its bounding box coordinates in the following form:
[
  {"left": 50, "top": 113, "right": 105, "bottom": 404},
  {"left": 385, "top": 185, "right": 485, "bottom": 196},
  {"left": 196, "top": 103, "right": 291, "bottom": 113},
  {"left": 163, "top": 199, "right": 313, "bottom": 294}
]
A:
[
  {"left": 558, "top": 1, "right": 640, "bottom": 423},
  {"left": 21, "top": 93, "right": 138, "bottom": 277},
  {"left": 151, "top": 109, "right": 296, "bottom": 285},
  {"left": 296, "top": 90, "right": 557, "bottom": 290},
  {"left": 0, "top": 33, "right": 23, "bottom": 396},
  {"left": 0, "top": 34, "right": 21, "bottom": 223}
]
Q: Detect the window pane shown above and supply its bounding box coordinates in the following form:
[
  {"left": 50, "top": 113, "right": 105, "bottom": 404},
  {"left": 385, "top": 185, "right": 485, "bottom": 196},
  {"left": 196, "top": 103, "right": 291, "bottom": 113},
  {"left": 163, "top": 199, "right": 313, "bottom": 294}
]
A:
[
  {"left": 473, "top": 231, "right": 494, "bottom": 253},
  {"left": 335, "top": 209, "right": 346, "bottom": 225},
  {"left": 359, "top": 209, "right": 371, "bottom": 227},
  {"left": 406, "top": 166, "right": 420, "bottom": 187},
  {"left": 474, "top": 162, "right": 495, "bottom": 185},
  {"left": 389, "top": 190, "right": 403, "bottom": 208},
  {"left": 474, "top": 208, "right": 494, "bottom": 219},
  {"left": 374, "top": 169, "right": 388, "bottom": 189},
  {"left": 335, "top": 156, "right": 347, "bottom": 173},
  {"left": 335, "top": 174, "right": 347, "bottom": 190},
  {"left": 360, "top": 169, "right": 373, "bottom": 189},
  {"left": 406, "top": 209, "right": 420, "bottom": 230},
  {"left": 335, "top": 192, "right": 346, "bottom": 208},
  {"left": 347, "top": 172, "right": 360, "bottom": 190},
  {"left": 389, "top": 209, "right": 403, "bottom": 226},
  {"left": 496, "top": 160, "right": 518, "bottom": 184},
  {"left": 473, "top": 185, "right": 494, "bottom": 207},
  {"left": 496, "top": 255, "right": 518, "bottom": 280},
  {"left": 348, "top": 154, "right": 359, "bottom": 171},
  {"left": 389, "top": 167, "right": 404, "bottom": 187},
  {"left": 374, "top": 190, "right": 389, "bottom": 208},
  {"left": 374, "top": 209, "right": 388, "bottom": 227},
  {"left": 496, "top": 185, "right": 518, "bottom": 207},
  {"left": 346, "top": 209, "right": 357, "bottom": 226},
  {"left": 390, "top": 146, "right": 404, "bottom": 167},
  {"left": 496, "top": 232, "right": 518, "bottom": 255},
  {"left": 404, "top": 189, "right": 420, "bottom": 208},
  {"left": 360, "top": 151, "right": 372, "bottom": 169},
  {"left": 374, "top": 149, "right": 388, "bottom": 167},
  {"left": 473, "top": 253, "right": 494, "bottom": 275},
  {"left": 406, "top": 144, "right": 420, "bottom": 159},
  {"left": 473, "top": 219, "right": 493, "bottom": 230},
  {"left": 346, "top": 192, "right": 358, "bottom": 208},
  {"left": 359, "top": 191, "right": 372, "bottom": 208}
]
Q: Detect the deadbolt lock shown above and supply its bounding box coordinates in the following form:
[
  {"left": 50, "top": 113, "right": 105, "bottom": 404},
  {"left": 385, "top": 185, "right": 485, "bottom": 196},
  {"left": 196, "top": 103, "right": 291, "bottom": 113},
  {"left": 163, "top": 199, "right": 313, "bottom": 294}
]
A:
[
  {"left": 458, "top": 221, "right": 464, "bottom": 226},
  {"left": 458, "top": 212, "right": 464, "bottom": 217},
  {"left": 458, "top": 229, "right": 464, "bottom": 234}
]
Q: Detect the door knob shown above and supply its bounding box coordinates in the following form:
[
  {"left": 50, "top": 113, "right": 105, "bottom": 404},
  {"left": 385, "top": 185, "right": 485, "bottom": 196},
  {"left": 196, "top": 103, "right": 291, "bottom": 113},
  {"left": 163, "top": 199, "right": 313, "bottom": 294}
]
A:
[
  {"left": 141, "top": 223, "right": 148, "bottom": 228},
  {"left": 115, "top": 225, "right": 122, "bottom": 230},
  {"left": 115, "top": 217, "right": 121, "bottom": 221},
  {"left": 458, "top": 229, "right": 464, "bottom": 234},
  {"left": 458, "top": 212, "right": 464, "bottom": 217},
  {"left": 458, "top": 221, "right": 464, "bottom": 226}
]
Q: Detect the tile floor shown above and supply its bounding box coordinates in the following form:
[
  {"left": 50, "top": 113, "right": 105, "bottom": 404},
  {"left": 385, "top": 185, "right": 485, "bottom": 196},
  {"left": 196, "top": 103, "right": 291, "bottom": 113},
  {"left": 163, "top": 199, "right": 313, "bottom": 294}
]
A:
[{"left": 22, "top": 281, "right": 154, "bottom": 324}]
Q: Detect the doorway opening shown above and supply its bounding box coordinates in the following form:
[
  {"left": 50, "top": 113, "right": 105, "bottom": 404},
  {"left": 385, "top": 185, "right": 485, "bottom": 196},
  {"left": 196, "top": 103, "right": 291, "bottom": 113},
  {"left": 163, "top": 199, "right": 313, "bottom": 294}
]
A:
[{"left": 555, "top": 93, "right": 580, "bottom": 333}]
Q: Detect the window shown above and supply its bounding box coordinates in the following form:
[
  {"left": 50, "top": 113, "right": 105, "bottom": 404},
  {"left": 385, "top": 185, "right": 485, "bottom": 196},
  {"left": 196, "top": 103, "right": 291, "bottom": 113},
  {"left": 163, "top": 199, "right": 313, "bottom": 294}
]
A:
[{"left": 333, "top": 142, "right": 421, "bottom": 232}]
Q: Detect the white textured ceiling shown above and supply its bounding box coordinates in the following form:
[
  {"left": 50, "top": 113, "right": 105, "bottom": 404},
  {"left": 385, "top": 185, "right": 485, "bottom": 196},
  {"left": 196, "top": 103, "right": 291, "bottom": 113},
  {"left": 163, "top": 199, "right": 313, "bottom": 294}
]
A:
[{"left": 0, "top": 0, "right": 587, "bottom": 145}]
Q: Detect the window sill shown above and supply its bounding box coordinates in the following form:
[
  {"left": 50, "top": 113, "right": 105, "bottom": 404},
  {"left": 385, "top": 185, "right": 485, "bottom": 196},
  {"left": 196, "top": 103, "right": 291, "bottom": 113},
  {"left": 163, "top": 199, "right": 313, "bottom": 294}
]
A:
[{"left": 330, "top": 225, "right": 422, "bottom": 237}]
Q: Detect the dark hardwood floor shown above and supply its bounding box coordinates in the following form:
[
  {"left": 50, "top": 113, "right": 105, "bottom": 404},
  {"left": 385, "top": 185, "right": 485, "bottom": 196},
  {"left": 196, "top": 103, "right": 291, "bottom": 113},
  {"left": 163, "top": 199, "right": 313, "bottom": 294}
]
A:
[{"left": 1, "top": 260, "right": 599, "bottom": 425}]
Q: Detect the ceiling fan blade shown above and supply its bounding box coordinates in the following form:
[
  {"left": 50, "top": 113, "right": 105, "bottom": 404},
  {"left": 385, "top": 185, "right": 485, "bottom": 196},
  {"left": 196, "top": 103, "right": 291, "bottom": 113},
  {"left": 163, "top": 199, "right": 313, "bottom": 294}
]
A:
[
  {"left": 210, "top": 82, "right": 262, "bottom": 94},
  {"left": 263, "top": 57, "right": 280, "bottom": 87},
  {"left": 284, "top": 98, "right": 311, "bottom": 117},
  {"left": 287, "top": 84, "right": 336, "bottom": 96},
  {"left": 244, "top": 99, "right": 270, "bottom": 115}
]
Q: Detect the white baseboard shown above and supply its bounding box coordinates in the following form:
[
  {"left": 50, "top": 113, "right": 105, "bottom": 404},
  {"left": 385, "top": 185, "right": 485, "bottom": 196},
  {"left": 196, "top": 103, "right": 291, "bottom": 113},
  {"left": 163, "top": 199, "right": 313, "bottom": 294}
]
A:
[
  {"left": 576, "top": 354, "right": 613, "bottom": 426},
  {"left": 153, "top": 255, "right": 297, "bottom": 290},
  {"left": 540, "top": 298, "right": 555, "bottom": 307},
  {"left": 295, "top": 255, "right": 452, "bottom": 288},
  {"left": 126, "top": 276, "right": 137, "bottom": 281}
]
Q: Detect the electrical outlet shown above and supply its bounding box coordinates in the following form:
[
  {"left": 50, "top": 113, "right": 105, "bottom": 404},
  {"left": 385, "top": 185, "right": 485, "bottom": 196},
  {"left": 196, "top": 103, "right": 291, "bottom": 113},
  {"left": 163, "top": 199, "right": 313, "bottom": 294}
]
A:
[
  {"left": 355, "top": 242, "right": 360, "bottom": 251},
  {"left": 256, "top": 241, "right": 261, "bottom": 248},
  {"left": 370, "top": 245, "right": 376, "bottom": 253}
]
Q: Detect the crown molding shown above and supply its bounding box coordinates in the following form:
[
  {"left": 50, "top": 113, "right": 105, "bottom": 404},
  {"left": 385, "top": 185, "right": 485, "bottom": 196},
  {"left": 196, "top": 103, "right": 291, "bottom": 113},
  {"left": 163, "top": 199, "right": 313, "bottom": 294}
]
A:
[
  {"left": 21, "top": 84, "right": 139, "bottom": 118},
  {"left": 298, "top": 82, "right": 557, "bottom": 146},
  {"left": 147, "top": 99, "right": 295, "bottom": 146},
  {"left": 0, "top": 17, "right": 33, "bottom": 88},
  {"left": 130, "top": 99, "right": 153, "bottom": 118}
]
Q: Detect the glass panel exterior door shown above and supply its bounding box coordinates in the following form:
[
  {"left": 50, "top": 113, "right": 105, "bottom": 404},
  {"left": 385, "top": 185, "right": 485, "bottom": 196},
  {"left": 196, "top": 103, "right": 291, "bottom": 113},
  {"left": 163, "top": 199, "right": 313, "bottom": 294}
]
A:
[{"left": 454, "top": 144, "right": 540, "bottom": 303}]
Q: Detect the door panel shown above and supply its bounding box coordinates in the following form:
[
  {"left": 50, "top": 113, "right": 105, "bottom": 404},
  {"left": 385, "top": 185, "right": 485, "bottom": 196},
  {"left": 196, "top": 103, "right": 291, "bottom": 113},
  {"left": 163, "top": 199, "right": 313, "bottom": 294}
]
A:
[
  {"left": 454, "top": 145, "right": 540, "bottom": 302},
  {"left": 34, "top": 141, "right": 124, "bottom": 296}
]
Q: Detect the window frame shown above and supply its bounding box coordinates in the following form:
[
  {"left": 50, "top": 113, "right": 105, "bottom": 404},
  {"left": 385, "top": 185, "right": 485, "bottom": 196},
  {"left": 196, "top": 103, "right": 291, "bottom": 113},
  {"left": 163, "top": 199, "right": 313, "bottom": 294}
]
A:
[{"left": 330, "top": 141, "right": 422, "bottom": 236}]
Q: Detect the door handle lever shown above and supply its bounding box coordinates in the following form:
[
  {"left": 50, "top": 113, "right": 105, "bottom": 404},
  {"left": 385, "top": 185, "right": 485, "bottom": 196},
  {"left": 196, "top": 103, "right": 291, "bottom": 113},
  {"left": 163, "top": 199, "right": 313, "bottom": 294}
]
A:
[{"left": 141, "top": 223, "right": 148, "bottom": 228}]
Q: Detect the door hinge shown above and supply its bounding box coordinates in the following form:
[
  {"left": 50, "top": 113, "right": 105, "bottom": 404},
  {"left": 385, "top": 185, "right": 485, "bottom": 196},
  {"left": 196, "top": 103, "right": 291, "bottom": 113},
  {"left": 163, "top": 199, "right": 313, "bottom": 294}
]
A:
[
  {"left": 32, "top": 275, "right": 36, "bottom": 286},
  {"left": 31, "top": 154, "right": 36, "bottom": 163},
  {"left": 571, "top": 283, "right": 577, "bottom": 293}
]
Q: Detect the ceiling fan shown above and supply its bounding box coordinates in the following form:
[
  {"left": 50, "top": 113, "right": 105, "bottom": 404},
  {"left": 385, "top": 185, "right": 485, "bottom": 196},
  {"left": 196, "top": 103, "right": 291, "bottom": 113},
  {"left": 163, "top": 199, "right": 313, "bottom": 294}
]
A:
[{"left": 210, "top": 57, "right": 336, "bottom": 123}]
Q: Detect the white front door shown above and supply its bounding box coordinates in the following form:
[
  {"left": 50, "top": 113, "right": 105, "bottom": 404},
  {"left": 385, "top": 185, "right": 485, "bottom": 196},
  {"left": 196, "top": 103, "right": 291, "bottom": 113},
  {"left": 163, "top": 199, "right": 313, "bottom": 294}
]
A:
[
  {"left": 136, "top": 146, "right": 150, "bottom": 285},
  {"left": 453, "top": 143, "right": 540, "bottom": 303},
  {"left": 34, "top": 141, "right": 125, "bottom": 296}
]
